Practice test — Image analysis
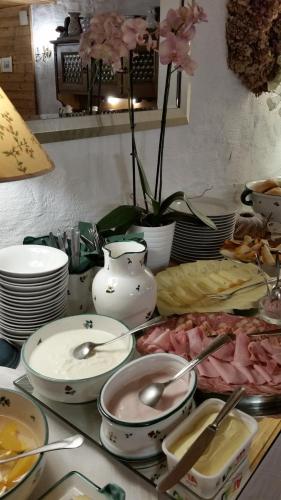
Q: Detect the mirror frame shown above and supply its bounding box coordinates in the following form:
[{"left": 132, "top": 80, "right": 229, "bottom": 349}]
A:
[{"left": 28, "top": 0, "right": 190, "bottom": 144}]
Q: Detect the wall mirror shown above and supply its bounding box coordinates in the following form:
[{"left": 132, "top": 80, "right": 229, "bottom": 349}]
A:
[{"left": 0, "top": 0, "right": 190, "bottom": 143}]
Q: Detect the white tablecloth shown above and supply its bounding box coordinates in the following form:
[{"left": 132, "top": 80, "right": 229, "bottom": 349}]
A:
[{"left": 0, "top": 365, "right": 167, "bottom": 500}]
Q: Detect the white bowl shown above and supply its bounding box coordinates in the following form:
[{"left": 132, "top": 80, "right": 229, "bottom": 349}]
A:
[
  {"left": 0, "top": 274, "right": 68, "bottom": 292},
  {"left": 162, "top": 398, "right": 258, "bottom": 498},
  {"left": 171, "top": 197, "right": 238, "bottom": 217},
  {"left": 0, "top": 388, "right": 48, "bottom": 499},
  {"left": 0, "top": 309, "right": 65, "bottom": 329},
  {"left": 22, "top": 314, "right": 135, "bottom": 403},
  {"left": 0, "top": 287, "right": 67, "bottom": 309},
  {"left": 0, "top": 245, "right": 68, "bottom": 276},
  {"left": 0, "top": 266, "right": 69, "bottom": 284},
  {"left": 98, "top": 353, "right": 196, "bottom": 460},
  {"left": 241, "top": 178, "right": 281, "bottom": 221},
  {"left": 1, "top": 306, "right": 66, "bottom": 322},
  {"left": 1, "top": 295, "right": 66, "bottom": 311},
  {"left": 0, "top": 280, "right": 68, "bottom": 299}
]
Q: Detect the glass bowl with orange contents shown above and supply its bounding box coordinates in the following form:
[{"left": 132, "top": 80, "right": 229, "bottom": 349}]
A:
[{"left": 0, "top": 388, "right": 48, "bottom": 499}]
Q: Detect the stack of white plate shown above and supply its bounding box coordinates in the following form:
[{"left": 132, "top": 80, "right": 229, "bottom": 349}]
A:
[
  {"left": 170, "top": 198, "right": 237, "bottom": 263},
  {"left": 0, "top": 245, "right": 69, "bottom": 345}
]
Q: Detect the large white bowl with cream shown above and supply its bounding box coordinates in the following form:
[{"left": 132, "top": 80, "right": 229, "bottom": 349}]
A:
[
  {"left": 98, "top": 353, "right": 196, "bottom": 460},
  {"left": 22, "top": 314, "right": 135, "bottom": 403}
]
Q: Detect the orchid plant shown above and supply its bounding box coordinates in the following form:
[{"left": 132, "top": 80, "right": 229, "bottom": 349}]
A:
[{"left": 80, "top": 4, "right": 215, "bottom": 231}]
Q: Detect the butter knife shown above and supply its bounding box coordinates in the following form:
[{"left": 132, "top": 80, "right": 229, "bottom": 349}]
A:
[{"left": 157, "top": 387, "right": 245, "bottom": 493}]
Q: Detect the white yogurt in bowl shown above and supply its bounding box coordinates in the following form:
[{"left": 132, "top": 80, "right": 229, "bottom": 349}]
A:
[
  {"left": 22, "top": 315, "right": 135, "bottom": 403},
  {"left": 29, "top": 329, "right": 130, "bottom": 380}
]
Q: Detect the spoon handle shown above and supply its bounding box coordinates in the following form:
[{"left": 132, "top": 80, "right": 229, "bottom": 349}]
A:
[
  {"left": 98, "top": 315, "right": 167, "bottom": 347},
  {"left": 0, "top": 434, "right": 84, "bottom": 465},
  {"left": 212, "top": 387, "right": 245, "bottom": 429},
  {"left": 167, "top": 333, "right": 235, "bottom": 386}
]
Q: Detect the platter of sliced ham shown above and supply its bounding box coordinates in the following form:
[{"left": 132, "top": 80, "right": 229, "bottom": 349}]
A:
[{"left": 137, "top": 312, "right": 281, "bottom": 416}]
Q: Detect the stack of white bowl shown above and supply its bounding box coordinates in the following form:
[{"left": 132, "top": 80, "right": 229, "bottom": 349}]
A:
[
  {"left": 0, "top": 245, "right": 69, "bottom": 345},
  {"left": 170, "top": 198, "right": 237, "bottom": 263}
]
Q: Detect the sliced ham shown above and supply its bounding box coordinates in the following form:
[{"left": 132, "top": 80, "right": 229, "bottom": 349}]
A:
[
  {"left": 210, "top": 341, "right": 235, "bottom": 361},
  {"left": 136, "top": 312, "right": 281, "bottom": 396},
  {"left": 272, "top": 353, "right": 281, "bottom": 365},
  {"left": 233, "top": 333, "right": 251, "bottom": 366},
  {"left": 196, "top": 359, "right": 219, "bottom": 378},
  {"left": 186, "top": 326, "right": 204, "bottom": 357},
  {"left": 248, "top": 342, "right": 270, "bottom": 364},
  {"left": 208, "top": 357, "right": 247, "bottom": 384},
  {"left": 253, "top": 364, "right": 272, "bottom": 383},
  {"left": 169, "top": 329, "right": 189, "bottom": 358},
  {"left": 231, "top": 363, "right": 256, "bottom": 384},
  {"left": 261, "top": 338, "right": 281, "bottom": 355}
]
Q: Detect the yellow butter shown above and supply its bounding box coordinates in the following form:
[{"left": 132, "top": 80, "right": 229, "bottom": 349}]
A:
[{"left": 169, "top": 412, "right": 250, "bottom": 476}]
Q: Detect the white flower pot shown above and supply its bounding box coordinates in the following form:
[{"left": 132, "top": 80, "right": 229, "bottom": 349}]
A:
[
  {"left": 92, "top": 241, "right": 157, "bottom": 328},
  {"left": 130, "top": 222, "right": 175, "bottom": 272}
]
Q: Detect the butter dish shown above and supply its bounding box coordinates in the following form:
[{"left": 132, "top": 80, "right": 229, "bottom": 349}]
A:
[
  {"left": 162, "top": 398, "right": 257, "bottom": 498},
  {"left": 168, "top": 457, "right": 250, "bottom": 500},
  {"left": 39, "top": 471, "right": 125, "bottom": 499}
]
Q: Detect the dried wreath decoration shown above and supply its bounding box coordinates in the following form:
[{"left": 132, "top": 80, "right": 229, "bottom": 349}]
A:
[{"left": 226, "top": 0, "right": 281, "bottom": 96}]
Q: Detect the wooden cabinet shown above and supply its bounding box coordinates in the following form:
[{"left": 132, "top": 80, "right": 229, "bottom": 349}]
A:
[{"left": 51, "top": 37, "right": 158, "bottom": 112}]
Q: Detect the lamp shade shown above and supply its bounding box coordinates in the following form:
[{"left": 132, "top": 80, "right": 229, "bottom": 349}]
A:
[{"left": 0, "top": 87, "right": 55, "bottom": 182}]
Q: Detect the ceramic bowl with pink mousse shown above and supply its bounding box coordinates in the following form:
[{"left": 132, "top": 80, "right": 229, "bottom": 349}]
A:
[{"left": 98, "top": 353, "right": 196, "bottom": 460}]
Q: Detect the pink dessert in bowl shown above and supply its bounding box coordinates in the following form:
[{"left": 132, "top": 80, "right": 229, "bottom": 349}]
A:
[{"left": 98, "top": 353, "right": 196, "bottom": 460}]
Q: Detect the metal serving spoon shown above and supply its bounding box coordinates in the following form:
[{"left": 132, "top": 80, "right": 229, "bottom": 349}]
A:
[
  {"left": 139, "top": 333, "right": 235, "bottom": 408},
  {"left": 0, "top": 434, "right": 84, "bottom": 465},
  {"left": 73, "top": 316, "right": 167, "bottom": 360}
]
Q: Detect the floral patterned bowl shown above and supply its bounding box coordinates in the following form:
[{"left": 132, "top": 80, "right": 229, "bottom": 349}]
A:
[
  {"left": 22, "top": 314, "right": 135, "bottom": 403},
  {"left": 98, "top": 353, "right": 196, "bottom": 460},
  {"left": 0, "top": 388, "right": 48, "bottom": 499}
]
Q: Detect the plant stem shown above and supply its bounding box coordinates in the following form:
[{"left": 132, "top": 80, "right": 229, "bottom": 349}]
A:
[
  {"left": 97, "top": 59, "right": 103, "bottom": 114},
  {"left": 154, "top": 62, "right": 172, "bottom": 204},
  {"left": 87, "top": 59, "right": 96, "bottom": 115},
  {"left": 128, "top": 51, "right": 136, "bottom": 206}
]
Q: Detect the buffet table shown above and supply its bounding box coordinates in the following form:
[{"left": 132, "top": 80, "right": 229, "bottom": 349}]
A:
[{"left": 1, "top": 364, "right": 281, "bottom": 500}]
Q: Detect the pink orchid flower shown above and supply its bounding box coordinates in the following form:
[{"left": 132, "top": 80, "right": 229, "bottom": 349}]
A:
[
  {"left": 159, "top": 32, "right": 197, "bottom": 75},
  {"left": 160, "top": 5, "right": 207, "bottom": 39},
  {"left": 158, "top": 4, "right": 207, "bottom": 74},
  {"left": 80, "top": 12, "right": 129, "bottom": 69},
  {"left": 122, "top": 17, "right": 156, "bottom": 51}
]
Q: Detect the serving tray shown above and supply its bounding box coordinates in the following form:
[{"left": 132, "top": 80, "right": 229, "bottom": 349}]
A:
[{"left": 14, "top": 375, "right": 280, "bottom": 500}]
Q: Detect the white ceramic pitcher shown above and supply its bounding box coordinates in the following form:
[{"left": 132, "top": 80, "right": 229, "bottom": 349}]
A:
[{"left": 92, "top": 241, "right": 157, "bottom": 328}]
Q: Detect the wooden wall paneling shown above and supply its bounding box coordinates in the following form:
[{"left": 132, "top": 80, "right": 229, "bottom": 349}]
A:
[
  {"left": 0, "top": 1, "right": 54, "bottom": 8},
  {"left": 0, "top": 4, "right": 37, "bottom": 118}
]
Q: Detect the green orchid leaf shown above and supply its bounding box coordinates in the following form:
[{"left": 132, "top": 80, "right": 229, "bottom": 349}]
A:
[
  {"left": 159, "top": 191, "right": 217, "bottom": 230},
  {"left": 97, "top": 205, "right": 142, "bottom": 231},
  {"left": 133, "top": 146, "right": 160, "bottom": 214}
]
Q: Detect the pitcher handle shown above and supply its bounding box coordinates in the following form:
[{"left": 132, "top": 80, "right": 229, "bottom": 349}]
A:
[{"left": 241, "top": 187, "right": 253, "bottom": 206}]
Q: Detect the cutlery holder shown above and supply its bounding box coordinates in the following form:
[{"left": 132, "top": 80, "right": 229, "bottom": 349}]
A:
[{"left": 65, "top": 268, "right": 95, "bottom": 315}]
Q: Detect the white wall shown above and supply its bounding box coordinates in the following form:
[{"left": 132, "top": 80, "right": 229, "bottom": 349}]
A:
[{"left": 1, "top": 0, "right": 281, "bottom": 248}]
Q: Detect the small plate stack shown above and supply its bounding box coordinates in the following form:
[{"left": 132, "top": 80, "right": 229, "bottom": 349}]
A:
[
  {"left": 170, "top": 197, "right": 237, "bottom": 263},
  {"left": 0, "top": 245, "right": 69, "bottom": 345}
]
